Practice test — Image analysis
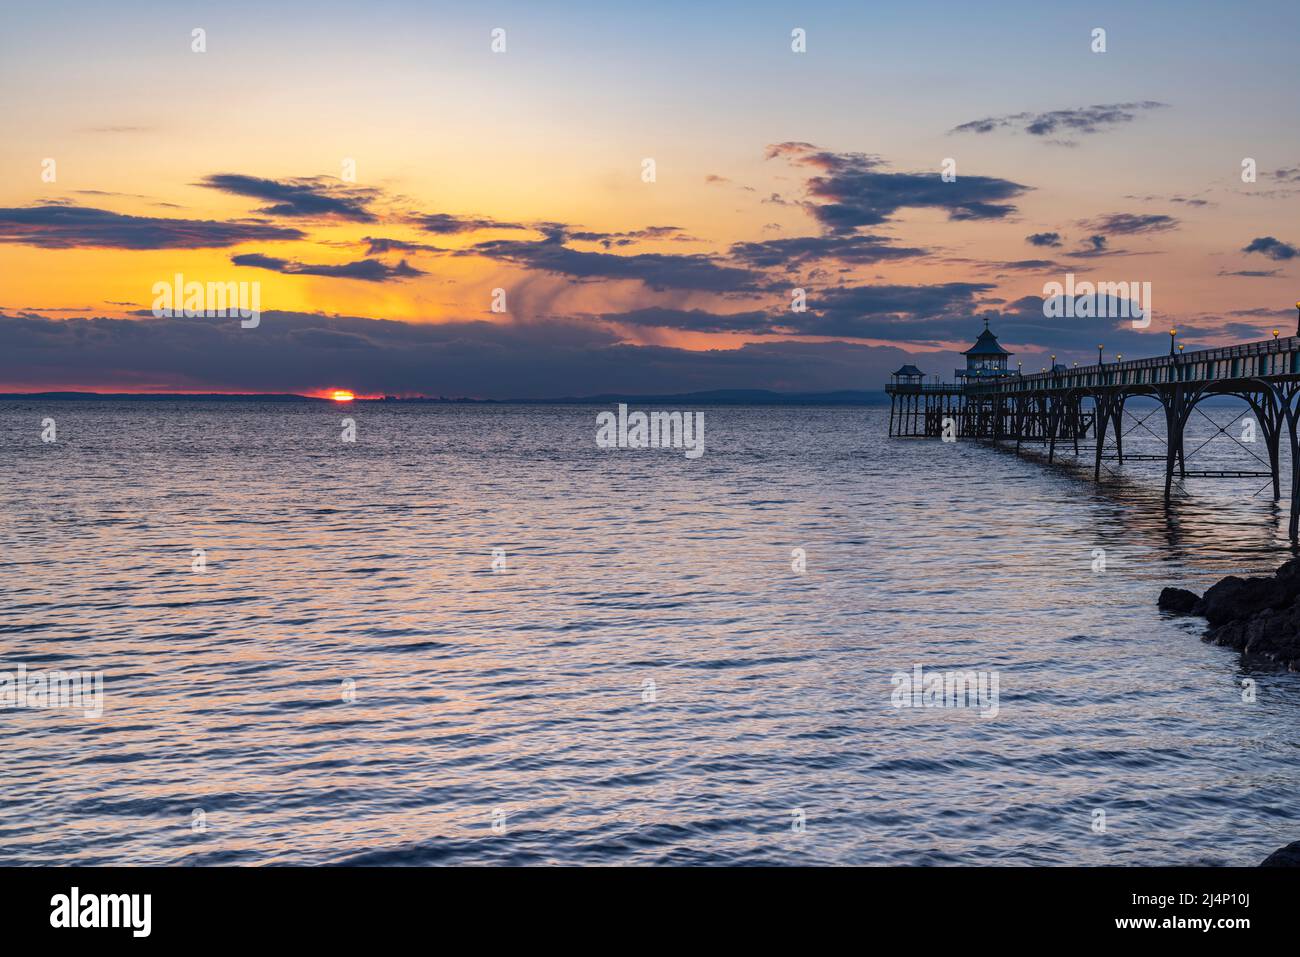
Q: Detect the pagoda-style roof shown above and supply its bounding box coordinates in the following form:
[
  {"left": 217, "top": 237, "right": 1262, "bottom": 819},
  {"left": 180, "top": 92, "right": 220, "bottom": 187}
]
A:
[
  {"left": 963, "top": 320, "right": 1011, "bottom": 357},
  {"left": 892, "top": 364, "right": 924, "bottom": 377}
]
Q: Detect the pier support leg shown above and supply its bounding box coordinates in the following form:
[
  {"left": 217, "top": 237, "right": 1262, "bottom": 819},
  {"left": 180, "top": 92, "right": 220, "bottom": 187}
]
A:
[
  {"left": 1247, "top": 392, "right": 1282, "bottom": 500},
  {"left": 1112, "top": 398, "right": 1125, "bottom": 466},
  {"left": 1163, "top": 388, "right": 1183, "bottom": 503},
  {"left": 1270, "top": 426, "right": 1283, "bottom": 501},
  {"left": 1047, "top": 397, "right": 1060, "bottom": 463},
  {"left": 1288, "top": 407, "right": 1300, "bottom": 543},
  {"left": 1071, "top": 396, "right": 1080, "bottom": 457},
  {"left": 1093, "top": 395, "right": 1110, "bottom": 481}
]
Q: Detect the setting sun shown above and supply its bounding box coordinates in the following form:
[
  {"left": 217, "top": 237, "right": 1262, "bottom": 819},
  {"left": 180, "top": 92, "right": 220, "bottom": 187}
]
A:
[{"left": 330, "top": 390, "right": 355, "bottom": 402}]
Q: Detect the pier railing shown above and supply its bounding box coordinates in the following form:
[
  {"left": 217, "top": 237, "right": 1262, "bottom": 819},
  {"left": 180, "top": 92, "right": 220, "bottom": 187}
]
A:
[
  {"left": 884, "top": 381, "right": 964, "bottom": 395},
  {"left": 965, "top": 336, "right": 1300, "bottom": 395}
]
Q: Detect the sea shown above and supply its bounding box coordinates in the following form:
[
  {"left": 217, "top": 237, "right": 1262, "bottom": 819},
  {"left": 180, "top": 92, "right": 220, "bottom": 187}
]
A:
[{"left": 2, "top": 399, "right": 1299, "bottom": 865}]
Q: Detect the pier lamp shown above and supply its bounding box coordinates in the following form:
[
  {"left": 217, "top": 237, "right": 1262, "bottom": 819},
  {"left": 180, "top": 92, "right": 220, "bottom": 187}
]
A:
[
  {"left": 1116, "top": 353, "right": 1123, "bottom": 363},
  {"left": 1179, "top": 344, "right": 1185, "bottom": 355},
  {"left": 1169, "top": 328, "right": 1177, "bottom": 355},
  {"left": 1274, "top": 329, "right": 1281, "bottom": 341},
  {"left": 1295, "top": 301, "right": 1299, "bottom": 337},
  {"left": 1098, "top": 344, "right": 1104, "bottom": 365}
]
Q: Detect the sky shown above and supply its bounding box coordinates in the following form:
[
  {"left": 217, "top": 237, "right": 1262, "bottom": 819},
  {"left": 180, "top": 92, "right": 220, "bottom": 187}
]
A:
[{"left": 1, "top": 0, "right": 1297, "bottom": 397}]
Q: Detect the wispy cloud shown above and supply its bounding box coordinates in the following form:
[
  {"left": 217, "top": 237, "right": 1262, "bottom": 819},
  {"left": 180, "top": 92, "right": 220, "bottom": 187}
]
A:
[
  {"left": 0, "top": 204, "right": 304, "bottom": 249},
  {"left": 950, "top": 102, "right": 1168, "bottom": 141},
  {"left": 362, "top": 237, "right": 446, "bottom": 255},
  {"left": 728, "top": 233, "right": 926, "bottom": 268},
  {"left": 464, "top": 235, "right": 764, "bottom": 292},
  {"left": 199, "top": 174, "right": 378, "bottom": 222},
  {"left": 1083, "top": 212, "right": 1179, "bottom": 235},
  {"left": 412, "top": 213, "right": 528, "bottom": 234},
  {"left": 231, "top": 253, "right": 424, "bottom": 282}
]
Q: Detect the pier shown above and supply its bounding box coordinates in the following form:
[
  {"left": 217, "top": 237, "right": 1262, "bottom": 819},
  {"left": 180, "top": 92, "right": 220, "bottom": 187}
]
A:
[{"left": 886, "top": 307, "right": 1300, "bottom": 540}]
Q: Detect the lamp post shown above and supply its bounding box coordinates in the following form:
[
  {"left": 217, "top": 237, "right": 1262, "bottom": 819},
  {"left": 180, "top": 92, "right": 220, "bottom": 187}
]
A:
[
  {"left": 1098, "top": 344, "right": 1104, "bottom": 365},
  {"left": 1295, "top": 301, "right": 1300, "bottom": 338},
  {"left": 1169, "top": 328, "right": 1177, "bottom": 356}
]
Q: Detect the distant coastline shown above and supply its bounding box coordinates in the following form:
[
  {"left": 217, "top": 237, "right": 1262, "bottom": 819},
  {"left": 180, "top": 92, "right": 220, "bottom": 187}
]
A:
[{"left": 0, "top": 389, "right": 892, "bottom": 407}]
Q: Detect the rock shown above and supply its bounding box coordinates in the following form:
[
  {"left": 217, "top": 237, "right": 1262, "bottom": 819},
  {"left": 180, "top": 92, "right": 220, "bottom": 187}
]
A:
[
  {"left": 1158, "top": 587, "right": 1200, "bottom": 614},
  {"left": 1194, "top": 570, "right": 1300, "bottom": 626},
  {"left": 1163, "top": 561, "right": 1300, "bottom": 670},
  {"left": 1207, "top": 603, "right": 1300, "bottom": 667},
  {"left": 1261, "top": 841, "right": 1300, "bottom": 866}
]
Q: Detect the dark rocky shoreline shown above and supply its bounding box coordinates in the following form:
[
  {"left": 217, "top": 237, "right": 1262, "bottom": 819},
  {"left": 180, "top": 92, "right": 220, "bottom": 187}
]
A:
[
  {"left": 1159, "top": 558, "right": 1300, "bottom": 671},
  {"left": 1159, "top": 561, "right": 1300, "bottom": 865}
]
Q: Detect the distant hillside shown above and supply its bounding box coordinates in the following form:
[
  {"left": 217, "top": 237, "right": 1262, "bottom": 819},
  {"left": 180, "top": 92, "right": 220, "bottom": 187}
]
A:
[
  {"left": 0, "top": 389, "right": 891, "bottom": 405},
  {"left": 521, "top": 389, "right": 889, "bottom": 406}
]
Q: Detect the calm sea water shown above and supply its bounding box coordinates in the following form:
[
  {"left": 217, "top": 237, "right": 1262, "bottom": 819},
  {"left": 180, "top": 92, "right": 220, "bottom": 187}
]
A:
[{"left": 2, "top": 399, "right": 1299, "bottom": 866}]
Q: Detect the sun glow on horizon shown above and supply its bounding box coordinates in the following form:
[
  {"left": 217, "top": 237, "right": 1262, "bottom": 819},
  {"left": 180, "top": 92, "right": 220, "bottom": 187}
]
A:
[{"left": 330, "top": 389, "right": 355, "bottom": 402}]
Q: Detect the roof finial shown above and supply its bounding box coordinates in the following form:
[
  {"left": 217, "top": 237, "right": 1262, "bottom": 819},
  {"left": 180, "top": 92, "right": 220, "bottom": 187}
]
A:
[{"left": 983, "top": 316, "right": 990, "bottom": 331}]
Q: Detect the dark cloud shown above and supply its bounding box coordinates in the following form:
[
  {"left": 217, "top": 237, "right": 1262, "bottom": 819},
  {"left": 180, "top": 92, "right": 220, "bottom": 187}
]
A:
[
  {"left": 0, "top": 204, "right": 305, "bottom": 250},
  {"left": 970, "top": 296, "right": 1185, "bottom": 359},
  {"left": 597, "top": 307, "right": 773, "bottom": 334},
  {"left": 1242, "top": 236, "right": 1297, "bottom": 261},
  {"left": 1026, "top": 232, "right": 1062, "bottom": 248},
  {"left": 566, "top": 226, "right": 691, "bottom": 248},
  {"left": 783, "top": 282, "right": 997, "bottom": 338},
  {"left": 1074, "top": 234, "right": 1112, "bottom": 257},
  {"left": 986, "top": 259, "right": 1063, "bottom": 271},
  {"left": 0, "top": 311, "right": 924, "bottom": 398},
  {"left": 231, "top": 253, "right": 424, "bottom": 282},
  {"left": 504, "top": 278, "right": 1000, "bottom": 343},
  {"left": 362, "top": 236, "right": 446, "bottom": 255},
  {"left": 587, "top": 281, "right": 1000, "bottom": 339},
  {"left": 413, "top": 213, "right": 528, "bottom": 234},
  {"left": 1083, "top": 212, "right": 1179, "bottom": 235},
  {"left": 1219, "top": 269, "right": 1281, "bottom": 278},
  {"left": 950, "top": 102, "right": 1168, "bottom": 140},
  {"left": 1231, "top": 307, "right": 1290, "bottom": 318},
  {"left": 728, "top": 234, "right": 926, "bottom": 269},
  {"left": 464, "top": 235, "right": 765, "bottom": 292},
  {"left": 198, "top": 174, "right": 377, "bottom": 222},
  {"left": 767, "top": 143, "right": 1028, "bottom": 231},
  {"left": 1273, "top": 167, "right": 1300, "bottom": 183}
]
